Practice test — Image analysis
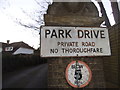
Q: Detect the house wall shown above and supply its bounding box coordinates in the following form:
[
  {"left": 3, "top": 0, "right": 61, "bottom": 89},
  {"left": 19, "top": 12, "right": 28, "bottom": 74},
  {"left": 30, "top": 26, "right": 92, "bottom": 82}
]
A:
[
  {"left": 0, "top": 43, "right": 2, "bottom": 53},
  {"left": 0, "top": 48, "right": 2, "bottom": 53},
  {"left": 13, "top": 47, "right": 34, "bottom": 55},
  {"left": 0, "top": 42, "right": 2, "bottom": 89}
]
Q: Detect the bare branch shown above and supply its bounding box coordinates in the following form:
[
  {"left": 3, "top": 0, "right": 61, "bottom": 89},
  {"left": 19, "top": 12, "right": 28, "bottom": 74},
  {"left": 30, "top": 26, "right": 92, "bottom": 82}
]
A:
[
  {"left": 14, "top": 0, "right": 51, "bottom": 31},
  {"left": 20, "top": 8, "right": 42, "bottom": 24},
  {"left": 19, "top": 22, "right": 39, "bottom": 31},
  {"left": 14, "top": 18, "right": 39, "bottom": 31},
  {"left": 34, "top": 0, "right": 46, "bottom": 9}
]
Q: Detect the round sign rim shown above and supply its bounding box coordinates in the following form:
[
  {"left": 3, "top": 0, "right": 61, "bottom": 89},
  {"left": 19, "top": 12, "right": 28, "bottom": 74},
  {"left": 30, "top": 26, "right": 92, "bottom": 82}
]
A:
[{"left": 65, "top": 60, "right": 92, "bottom": 88}]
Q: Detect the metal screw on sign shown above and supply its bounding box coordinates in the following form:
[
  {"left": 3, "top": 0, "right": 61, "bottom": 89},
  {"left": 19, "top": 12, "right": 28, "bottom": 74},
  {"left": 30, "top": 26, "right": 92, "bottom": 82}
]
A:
[{"left": 65, "top": 61, "right": 92, "bottom": 88}]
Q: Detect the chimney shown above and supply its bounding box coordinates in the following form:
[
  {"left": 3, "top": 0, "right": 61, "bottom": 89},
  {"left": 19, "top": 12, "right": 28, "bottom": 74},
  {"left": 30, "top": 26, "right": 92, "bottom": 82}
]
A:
[{"left": 7, "top": 40, "right": 10, "bottom": 44}]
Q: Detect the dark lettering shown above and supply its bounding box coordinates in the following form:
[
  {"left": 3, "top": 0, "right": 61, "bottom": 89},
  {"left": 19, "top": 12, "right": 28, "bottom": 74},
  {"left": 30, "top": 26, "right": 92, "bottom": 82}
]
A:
[
  {"left": 59, "top": 30, "right": 64, "bottom": 38},
  {"left": 100, "top": 48, "right": 103, "bottom": 53},
  {"left": 82, "top": 42, "right": 95, "bottom": 47},
  {"left": 91, "top": 30, "right": 93, "bottom": 38},
  {"left": 82, "top": 42, "right": 85, "bottom": 46},
  {"left": 50, "top": 48, "right": 58, "bottom": 53},
  {"left": 66, "top": 30, "right": 72, "bottom": 38},
  {"left": 96, "top": 48, "right": 99, "bottom": 52},
  {"left": 93, "top": 30, "right": 99, "bottom": 38},
  {"left": 100, "top": 30, "right": 105, "bottom": 38},
  {"left": 57, "top": 42, "right": 60, "bottom": 46},
  {"left": 51, "top": 30, "right": 57, "bottom": 38},
  {"left": 78, "top": 30, "right": 84, "bottom": 38},
  {"left": 92, "top": 42, "right": 95, "bottom": 46},
  {"left": 84, "top": 30, "right": 90, "bottom": 38},
  {"left": 45, "top": 29, "right": 50, "bottom": 38}
]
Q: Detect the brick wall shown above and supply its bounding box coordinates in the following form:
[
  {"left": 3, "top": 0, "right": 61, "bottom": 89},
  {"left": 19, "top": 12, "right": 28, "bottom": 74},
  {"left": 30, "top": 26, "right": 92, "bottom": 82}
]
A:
[
  {"left": 47, "top": 57, "right": 106, "bottom": 88},
  {"left": 103, "top": 23, "right": 120, "bottom": 88},
  {"left": 45, "top": 2, "right": 107, "bottom": 88}
]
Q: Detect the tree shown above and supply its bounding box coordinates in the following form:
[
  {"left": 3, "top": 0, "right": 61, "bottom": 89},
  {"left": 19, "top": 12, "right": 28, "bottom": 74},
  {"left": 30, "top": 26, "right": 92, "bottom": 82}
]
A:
[
  {"left": 97, "top": 0, "right": 111, "bottom": 27},
  {"left": 0, "top": 0, "right": 52, "bottom": 31},
  {"left": 110, "top": 0, "right": 120, "bottom": 24},
  {"left": 15, "top": 0, "right": 52, "bottom": 31}
]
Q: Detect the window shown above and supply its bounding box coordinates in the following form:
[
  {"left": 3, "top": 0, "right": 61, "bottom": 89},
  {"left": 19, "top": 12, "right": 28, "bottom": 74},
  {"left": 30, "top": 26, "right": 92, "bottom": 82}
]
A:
[{"left": 5, "top": 47, "right": 13, "bottom": 51}]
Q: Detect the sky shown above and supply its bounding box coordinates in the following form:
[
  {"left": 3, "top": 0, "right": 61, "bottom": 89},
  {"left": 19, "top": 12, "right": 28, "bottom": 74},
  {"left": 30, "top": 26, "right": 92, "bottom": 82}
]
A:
[
  {"left": 0, "top": 0, "right": 119, "bottom": 49},
  {"left": 0, "top": 0, "right": 51, "bottom": 49}
]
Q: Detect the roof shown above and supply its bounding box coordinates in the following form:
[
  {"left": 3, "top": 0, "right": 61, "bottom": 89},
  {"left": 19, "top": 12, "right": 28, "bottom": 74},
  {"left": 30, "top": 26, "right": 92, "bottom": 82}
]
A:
[
  {"left": 2, "top": 41, "right": 34, "bottom": 54},
  {"left": 11, "top": 41, "right": 34, "bottom": 50}
]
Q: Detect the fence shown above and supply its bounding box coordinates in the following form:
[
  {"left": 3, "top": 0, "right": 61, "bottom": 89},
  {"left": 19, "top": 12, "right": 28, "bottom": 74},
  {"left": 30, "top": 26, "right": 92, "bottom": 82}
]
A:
[{"left": 2, "top": 54, "right": 47, "bottom": 73}]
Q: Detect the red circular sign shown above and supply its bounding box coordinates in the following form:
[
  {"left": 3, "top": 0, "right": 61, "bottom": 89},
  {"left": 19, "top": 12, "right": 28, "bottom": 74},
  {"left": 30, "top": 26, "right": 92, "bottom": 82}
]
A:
[{"left": 65, "top": 61, "right": 92, "bottom": 88}]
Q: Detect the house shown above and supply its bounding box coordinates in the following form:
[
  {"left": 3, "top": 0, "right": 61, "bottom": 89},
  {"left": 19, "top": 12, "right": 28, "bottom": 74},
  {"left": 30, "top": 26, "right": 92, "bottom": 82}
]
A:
[
  {"left": 0, "top": 42, "right": 1, "bottom": 50},
  {"left": 2, "top": 41, "right": 34, "bottom": 55}
]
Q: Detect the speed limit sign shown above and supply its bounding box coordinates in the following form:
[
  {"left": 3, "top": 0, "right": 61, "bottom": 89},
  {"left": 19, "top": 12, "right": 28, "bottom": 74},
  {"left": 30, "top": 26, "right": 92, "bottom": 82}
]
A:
[{"left": 65, "top": 61, "right": 92, "bottom": 88}]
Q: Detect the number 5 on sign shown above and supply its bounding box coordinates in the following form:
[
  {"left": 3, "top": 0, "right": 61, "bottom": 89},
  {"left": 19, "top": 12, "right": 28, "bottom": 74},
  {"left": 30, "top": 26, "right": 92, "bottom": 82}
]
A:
[{"left": 65, "top": 61, "right": 92, "bottom": 88}]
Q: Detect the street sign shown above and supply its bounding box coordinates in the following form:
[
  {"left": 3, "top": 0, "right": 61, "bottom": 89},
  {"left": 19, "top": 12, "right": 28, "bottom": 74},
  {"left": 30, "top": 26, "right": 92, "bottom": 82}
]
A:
[
  {"left": 40, "top": 26, "right": 111, "bottom": 57},
  {"left": 65, "top": 61, "right": 92, "bottom": 88}
]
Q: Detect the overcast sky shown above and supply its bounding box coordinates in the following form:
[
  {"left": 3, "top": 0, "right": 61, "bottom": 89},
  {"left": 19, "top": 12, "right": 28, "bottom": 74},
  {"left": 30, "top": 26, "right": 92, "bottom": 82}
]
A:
[
  {"left": 0, "top": 0, "right": 119, "bottom": 49},
  {"left": 0, "top": 0, "right": 51, "bottom": 49}
]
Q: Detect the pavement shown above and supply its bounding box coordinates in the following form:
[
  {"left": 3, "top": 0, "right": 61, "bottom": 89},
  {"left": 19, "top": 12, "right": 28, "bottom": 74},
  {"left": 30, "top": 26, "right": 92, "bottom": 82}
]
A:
[{"left": 2, "top": 63, "right": 48, "bottom": 88}]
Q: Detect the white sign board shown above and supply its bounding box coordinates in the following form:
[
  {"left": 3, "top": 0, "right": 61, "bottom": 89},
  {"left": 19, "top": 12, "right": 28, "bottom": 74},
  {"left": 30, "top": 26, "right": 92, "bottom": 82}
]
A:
[
  {"left": 40, "top": 26, "right": 111, "bottom": 57},
  {"left": 65, "top": 61, "right": 92, "bottom": 88}
]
